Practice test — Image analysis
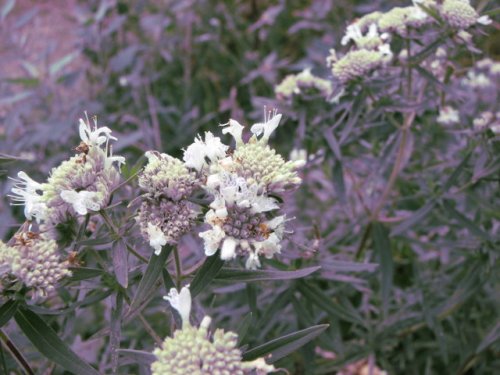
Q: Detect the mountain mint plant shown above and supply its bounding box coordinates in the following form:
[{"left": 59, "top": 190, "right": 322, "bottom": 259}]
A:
[{"left": 0, "top": 0, "right": 497, "bottom": 373}]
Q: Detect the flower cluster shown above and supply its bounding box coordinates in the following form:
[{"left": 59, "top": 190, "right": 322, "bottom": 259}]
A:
[
  {"left": 137, "top": 151, "right": 200, "bottom": 254},
  {"left": 0, "top": 233, "right": 71, "bottom": 299},
  {"left": 136, "top": 110, "right": 301, "bottom": 268},
  {"left": 322, "top": 0, "right": 491, "bottom": 88},
  {"left": 275, "top": 68, "right": 333, "bottom": 101},
  {"left": 440, "top": 0, "right": 491, "bottom": 29},
  {"left": 195, "top": 111, "right": 303, "bottom": 269},
  {"left": 151, "top": 286, "right": 275, "bottom": 375},
  {"left": 9, "top": 115, "right": 125, "bottom": 239}
]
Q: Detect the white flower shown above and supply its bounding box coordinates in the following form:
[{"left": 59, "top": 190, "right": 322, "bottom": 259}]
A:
[
  {"left": 183, "top": 132, "right": 228, "bottom": 172},
  {"left": 477, "top": 15, "right": 492, "bottom": 25},
  {"left": 341, "top": 23, "right": 362, "bottom": 46},
  {"left": 199, "top": 226, "right": 226, "bottom": 256},
  {"left": 221, "top": 119, "right": 245, "bottom": 144},
  {"left": 60, "top": 190, "right": 101, "bottom": 215},
  {"left": 105, "top": 146, "right": 126, "bottom": 170},
  {"left": 245, "top": 252, "right": 261, "bottom": 269},
  {"left": 79, "top": 116, "right": 116, "bottom": 147},
  {"left": 9, "top": 171, "right": 47, "bottom": 222},
  {"left": 289, "top": 148, "right": 307, "bottom": 167},
  {"left": 250, "top": 110, "right": 282, "bottom": 141},
  {"left": 164, "top": 285, "right": 191, "bottom": 325},
  {"left": 437, "top": 106, "right": 460, "bottom": 125},
  {"left": 146, "top": 223, "right": 168, "bottom": 255},
  {"left": 378, "top": 43, "right": 393, "bottom": 57}
]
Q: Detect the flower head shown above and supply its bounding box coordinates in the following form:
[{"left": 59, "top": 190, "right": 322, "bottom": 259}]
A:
[
  {"left": 152, "top": 285, "right": 275, "bottom": 374},
  {"left": 199, "top": 174, "right": 286, "bottom": 268},
  {"left": 3, "top": 235, "right": 71, "bottom": 299}
]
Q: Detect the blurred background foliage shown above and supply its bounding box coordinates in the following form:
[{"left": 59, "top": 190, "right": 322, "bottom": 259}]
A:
[{"left": 0, "top": 0, "right": 499, "bottom": 374}]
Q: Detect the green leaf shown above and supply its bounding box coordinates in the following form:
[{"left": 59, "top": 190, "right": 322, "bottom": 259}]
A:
[
  {"left": 391, "top": 199, "right": 437, "bottom": 236},
  {"left": 127, "top": 246, "right": 172, "bottom": 318},
  {"left": 442, "top": 151, "right": 472, "bottom": 192},
  {"left": 1, "top": 0, "right": 15, "bottom": 20},
  {"left": 409, "top": 34, "right": 449, "bottom": 66},
  {"left": 0, "top": 91, "right": 33, "bottom": 105},
  {"left": 14, "top": 307, "right": 99, "bottom": 375},
  {"left": 0, "top": 300, "right": 19, "bottom": 327},
  {"left": 242, "top": 324, "right": 329, "bottom": 363},
  {"left": 483, "top": 7, "right": 500, "bottom": 17},
  {"left": 441, "top": 200, "right": 492, "bottom": 242},
  {"left": 49, "top": 52, "right": 78, "bottom": 76},
  {"left": 215, "top": 266, "right": 320, "bottom": 283},
  {"left": 332, "top": 160, "right": 346, "bottom": 205},
  {"left": 118, "top": 349, "right": 155, "bottom": 367},
  {"left": 476, "top": 322, "right": 500, "bottom": 354},
  {"left": 372, "top": 222, "right": 393, "bottom": 316},
  {"left": 112, "top": 240, "right": 128, "bottom": 288},
  {"left": 190, "top": 252, "right": 224, "bottom": 297},
  {"left": 297, "top": 282, "right": 364, "bottom": 325},
  {"left": 237, "top": 312, "right": 253, "bottom": 346},
  {"left": 5, "top": 77, "right": 39, "bottom": 87},
  {"left": 68, "top": 267, "right": 105, "bottom": 282}
]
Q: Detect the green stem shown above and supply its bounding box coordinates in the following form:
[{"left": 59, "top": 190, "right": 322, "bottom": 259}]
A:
[
  {"left": 99, "top": 211, "right": 148, "bottom": 263},
  {"left": 138, "top": 313, "right": 163, "bottom": 346},
  {"left": 173, "top": 247, "right": 183, "bottom": 290},
  {"left": 371, "top": 84, "right": 426, "bottom": 221}
]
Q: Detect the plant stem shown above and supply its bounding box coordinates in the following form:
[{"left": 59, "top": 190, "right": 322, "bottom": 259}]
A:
[
  {"left": 0, "top": 329, "right": 34, "bottom": 375},
  {"left": 99, "top": 211, "right": 148, "bottom": 263},
  {"left": 138, "top": 314, "right": 163, "bottom": 346},
  {"left": 370, "top": 84, "right": 426, "bottom": 221},
  {"left": 173, "top": 247, "right": 183, "bottom": 290}
]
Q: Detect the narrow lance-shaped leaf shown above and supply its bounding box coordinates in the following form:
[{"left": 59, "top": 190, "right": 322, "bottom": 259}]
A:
[
  {"left": 215, "top": 266, "right": 320, "bottom": 283},
  {"left": 297, "top": 281, "right": 364, "bottom": 325},
  {"left": 0, "top": 300, "right": 19, "bottom": 328},
  {"left": 14, "top": 307, "right": 100, "bottom": 375},
  {"left": 242, "top": 324, "right": 329, "bottom": 363},
  {"left": 68, "top": 267, "right": 105, "bottom": 282},
  {"left": 237, "top": 312, "right": 253, "bottom": 346},
  {"left": 112, "top": 240, "right": 128, "bottom": 288},
  {"left": 391, "top": 199, "right": 437, "bottom": 236},
  {"left": 118, "top": 349, "right": 156, "bottom": 367},
  {"left": 127, "top": 245, "right": 172, "bottom": 317},
  {"left": 190, "top": 251, "right": 224, "bottom": 297},
  {"left": 372, "top": 222, "right": 393, "bottom": 317}
]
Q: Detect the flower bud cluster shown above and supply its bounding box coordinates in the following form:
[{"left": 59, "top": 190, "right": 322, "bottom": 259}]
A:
[
  {"left": 440, "top": 0, "right": 491, "bottom": 29},
  {"left": 137, "top": 152, "right": 200, "bottom": 254},
  {"left": 151, "top": 286, "right": 274, "bottom": 374},
  {"left": 275, "top": 68, "right": 333, "bottom": 101},
  {"left": 9, "top": 116, "right": 125, "bottom": 238},
  {"left": 322, "top": 0, "right": 490, "bottom": 89},
  {"left": 473, "top": 111, "right": 500, "bottom": 135},
  {"left": 0, "top": 234, "right": 71, "bottom": 299}
]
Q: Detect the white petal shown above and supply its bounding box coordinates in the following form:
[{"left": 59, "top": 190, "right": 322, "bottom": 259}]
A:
[
  {"left": 146, "top": 223, "right": 167, "bottom": 254},
  {"left": 245, "top": 252, "right": 261, "bottom": 269},
  {"left": 164, "top": 285, "right": 191, "bottom": 325},
  {"left": 199, "top": 227, "right": 225, "bottom": 256},
  {"left": 221, "top": 119, "right": 245, "bottom": 144},
  {"left": 220, "top": 237, "right": 237, "bottom": 260},
  {"left": 477, "top": 16, "right": 492, "bottom": 25}
]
